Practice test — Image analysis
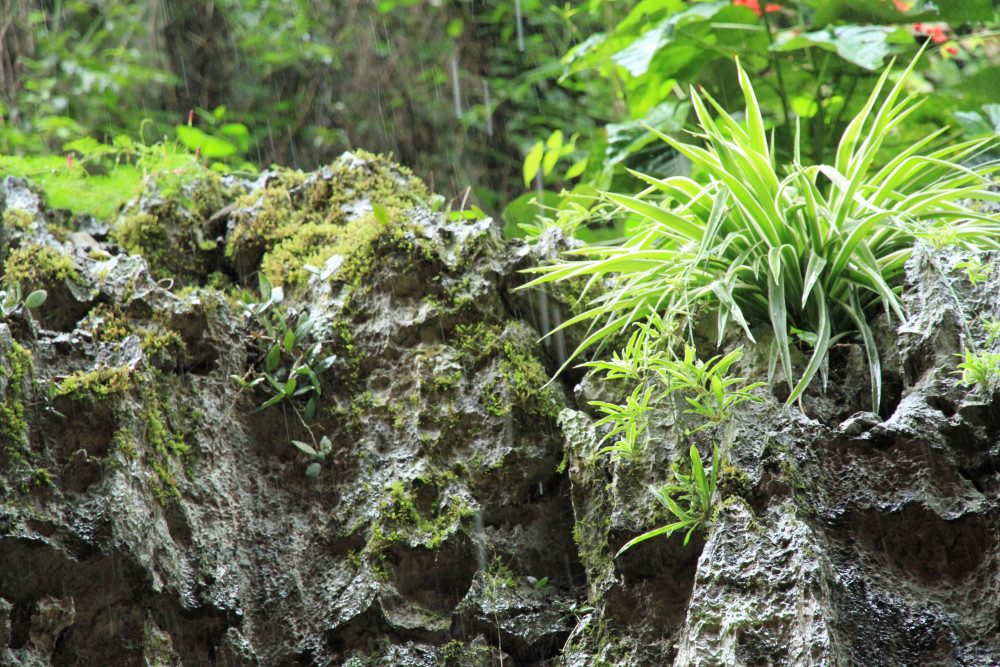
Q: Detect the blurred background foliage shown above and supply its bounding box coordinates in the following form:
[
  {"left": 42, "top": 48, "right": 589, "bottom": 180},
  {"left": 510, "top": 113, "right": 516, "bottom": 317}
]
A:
[{"left": 0, "top": 0, "right": 998, "bottom": 233}]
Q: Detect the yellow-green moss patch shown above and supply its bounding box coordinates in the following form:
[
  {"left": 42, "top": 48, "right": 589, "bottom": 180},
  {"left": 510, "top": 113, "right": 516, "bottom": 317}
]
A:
[
  {"left": 54, "top": 366, "right": 132, "bottom": 400},
  {"left": 80, "top": 304, "right": 186, "bottom": 368},
  {"left": 2, "top": 242, "right": 81, "bottom": 290},
  {"left": 368, "top": 478, "right": 472, "bottom": 553},
  {"left": 226, "top": 151, "right": 429, "bottom": 294},
  {"left": 481, "top": 338, "right": 558, "bottom": 418},
  {"left": 2, "top": 209, "right": 34, "bottom": 233},
  {"left": 0, "top": 340, "right": 33, "bottom": 460},
  {"left": 135, "top": 374, "right": 191, "bottom": 504},
  {"left": 114, "top": 171, "right": 231, "bottom": 286}
]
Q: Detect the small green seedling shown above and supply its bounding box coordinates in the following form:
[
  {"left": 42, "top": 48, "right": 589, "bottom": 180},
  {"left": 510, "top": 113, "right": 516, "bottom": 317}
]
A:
[
  {"left": 291, "top": 435, "right": 333, "bottom": 478},
  {"left": 527, "top": 576, "right": 552, "bottom": 593},
  {"left": 955, "top": 350, "right": 1000, "bottom": 388},
  {"left": 0, "top": 286, "right": 47, "bottom": 319},
  {"left": 981, "top": 317, "right": 1000, "bottom": 348},
  {"left": 954, "top": 257, "right": 992, "bottom": 287}
]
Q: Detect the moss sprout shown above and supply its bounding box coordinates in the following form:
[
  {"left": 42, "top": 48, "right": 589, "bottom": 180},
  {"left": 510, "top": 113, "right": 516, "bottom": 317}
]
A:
[
  {"left": 114, "top": 171, "right": 232, "bottom": 286},
  {"left": 2, "top": 209, "right": 34, "bottom": 233}
]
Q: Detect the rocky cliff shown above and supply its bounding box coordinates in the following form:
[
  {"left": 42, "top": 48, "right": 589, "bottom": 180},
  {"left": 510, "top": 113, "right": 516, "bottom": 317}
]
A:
[{"left": 1, "top": 155, "right": 998, "bottom": 666}]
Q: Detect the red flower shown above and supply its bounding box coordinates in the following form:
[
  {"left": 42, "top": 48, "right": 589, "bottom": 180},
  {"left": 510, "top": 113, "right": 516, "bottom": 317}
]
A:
[
  {"left": 733, "top": 0, "right": 781, "bottom": 17},
  {"left": 889, "top": 0, "right": 910, "bottom": 11},
  {"left": 946, "top": 45, "right": 958, "bottom": 55},
  {"left": 914, "top": 22, "right": 947, "bottom": 43}
]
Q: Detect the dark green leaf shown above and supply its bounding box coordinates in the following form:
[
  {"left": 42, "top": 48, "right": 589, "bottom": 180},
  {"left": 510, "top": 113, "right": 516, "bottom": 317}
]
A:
[
  {"left": 266, "top": 344, "right": 281, "bottom": 372},
  {"left": 291, "top": 440, "right": 318, "bottom": 457}
]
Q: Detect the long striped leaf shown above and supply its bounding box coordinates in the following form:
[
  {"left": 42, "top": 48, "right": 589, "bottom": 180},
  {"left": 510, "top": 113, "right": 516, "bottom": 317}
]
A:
[
  {"left": 603, "top": 192, "right": 704, "bottom": 241},
  {"left": 786, "top": 284, "right": 832, "bottom": 406}
]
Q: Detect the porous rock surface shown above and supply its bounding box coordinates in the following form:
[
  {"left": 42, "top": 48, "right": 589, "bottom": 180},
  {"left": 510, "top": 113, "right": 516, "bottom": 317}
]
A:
[{"left": 1, "top": 157, "right": 999, "bottom": 666}]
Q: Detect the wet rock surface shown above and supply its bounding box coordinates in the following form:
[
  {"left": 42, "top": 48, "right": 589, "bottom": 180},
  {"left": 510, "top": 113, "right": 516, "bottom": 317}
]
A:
[{"left": 2, "top": 160, "right": 1000, "bottom": 666}]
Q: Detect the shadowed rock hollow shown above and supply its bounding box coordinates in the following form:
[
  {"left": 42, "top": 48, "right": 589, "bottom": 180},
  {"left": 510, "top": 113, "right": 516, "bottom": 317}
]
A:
[{"left": 1, "top": 156, "right": 999, "bottom": 666}]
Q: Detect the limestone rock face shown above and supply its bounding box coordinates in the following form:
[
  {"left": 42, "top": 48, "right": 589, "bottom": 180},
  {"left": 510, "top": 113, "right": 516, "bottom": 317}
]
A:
[{"left": 2, "top": 159, "right": 1000, "bottom": 666}]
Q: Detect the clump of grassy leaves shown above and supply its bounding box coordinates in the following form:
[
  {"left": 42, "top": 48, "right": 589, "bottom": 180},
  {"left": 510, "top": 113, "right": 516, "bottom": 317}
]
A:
[{"left": 525, "top": 54, "right": 1000, "bottom": 409}]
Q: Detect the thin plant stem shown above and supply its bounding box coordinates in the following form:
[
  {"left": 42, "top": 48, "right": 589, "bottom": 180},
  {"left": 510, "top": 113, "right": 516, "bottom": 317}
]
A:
[{"left": 762, "top": 10, "right": 791, "bottom": 144}]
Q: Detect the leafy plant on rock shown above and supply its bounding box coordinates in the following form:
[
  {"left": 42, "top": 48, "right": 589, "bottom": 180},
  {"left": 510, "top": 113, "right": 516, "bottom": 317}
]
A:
[
  {"left": 291, "top": 435, "right": 333, "bottom": 478},
  {"left": 587, "top": 313, "right": 765, "bottom": 460},
  {"left": 616, "top": 443, "right": 720, "bottom": 556},
  {"left": 527, "top": 54, "right": 1000, "bottom": 410},
  {"left": 0, "top": 286, "right": 47, "bottom": 320},
  {"left": 955, "top": 351, "right": 1000, "bottom": 389},
  {"left": 231, "top": 273, "right": 337, "bottom": 423}
]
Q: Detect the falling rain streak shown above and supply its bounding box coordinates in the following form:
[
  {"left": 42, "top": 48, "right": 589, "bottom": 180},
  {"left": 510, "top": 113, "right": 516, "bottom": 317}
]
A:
[
  {"left": 474, "top": 510, "right": 487, "bottom": 572},
  {"left": 483, "top": 80, "right": 493, "bottom": 137},
  {"left": 537, "top": 288, "right": 552, "bottom": 351},
  {"left": 451, "top": 57, "right": 462, "bottom": 119},
  {"left": 551, "top": 303, "right": 568, "bottom": 368},
  {"left": 515, "top": 0, "right": 525, "bottom": 52}
]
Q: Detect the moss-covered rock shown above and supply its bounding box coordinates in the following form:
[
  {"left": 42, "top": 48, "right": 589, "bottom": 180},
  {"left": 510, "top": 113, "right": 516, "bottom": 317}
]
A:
[
  {"left": 226, "top": 151, "right": 428, "bottom": 291},
  {"left": 114, "top": 171, "right": 234, "bottom": 287},
  {"left": 0, "top": 153, "right": 585, "bottom": 666}
]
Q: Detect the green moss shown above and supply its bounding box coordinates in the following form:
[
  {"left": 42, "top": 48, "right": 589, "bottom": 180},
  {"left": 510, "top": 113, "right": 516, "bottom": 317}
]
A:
[
  {"left": 54, "top": 366, "right": 131, "bottom": 400},
  {"left": 2, "top": 209, "right": 33, "bottom": 233},
  {"left": 481, "top": 339, "right": 558, "bottom": 418},
  {"left": 573, "top": 510, "right": 612, "bottom": 574},
  {"left": 30, "top": 467, "right": 52, "bottom": 487},
  {"left": 711, "top": 495, "right": 761, "bottom": 531},
  {"left": 427, "top": 369, "right": 463, "bottom": 393},
  {"left": 367, "top": 478, "right": 472, "bottom": 554},
  {"left": 718, "top": 463, "right": 753, "bottom": 502},
  {"left": 80, "top": 304, "right": 186, "bottom": 367},
  {"left": 81, "top": 304, "right": 133, "bottom": 342},
  {"left": 455, "top": 322, "right": 502, "bottom": 362},
  {"left": 440, "top": 639, "right": 468, "bottom": 665},
  {"left": 0, "top": 341, "right": 33, "bottom": 459},
  {"left": 114, "top": 172, "right": 230, "bottom": 286},
  {"left": 132, "top": 373, "right": 191, "bottom": 504},
  {"left": 387, "top": 402, "right": 405, "bottom": 429},
  {"left": 111, "top": 428, "right": 136, "bottom": 459},
  {"left": 547, "top": 272, "right": 602, "bottom": 318},
  {"left": 2, "top": 242, "right": 81, "bottom": 290},
  {"left": 0, "top": 151, "right": 204, "bottom": 221},
  {"left": 226, "top": 151, "right": 429, "bottom": 294}
]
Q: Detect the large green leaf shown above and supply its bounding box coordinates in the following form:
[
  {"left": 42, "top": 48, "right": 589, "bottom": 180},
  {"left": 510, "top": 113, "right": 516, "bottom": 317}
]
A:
[
  {"left": 175, "top": 126, "right": 238, "bottom": 158},
  {"left": 771, "top": 25, "right": 910, "bottom": 71},
  {"left": 611, "top": 1, "right": 729, "bottom": 77}
]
